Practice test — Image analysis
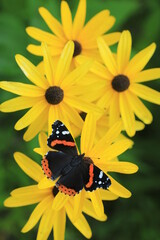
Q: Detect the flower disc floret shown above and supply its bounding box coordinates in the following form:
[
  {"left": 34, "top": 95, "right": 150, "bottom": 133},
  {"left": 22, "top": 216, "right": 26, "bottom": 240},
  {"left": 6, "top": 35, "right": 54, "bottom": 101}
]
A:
[
  {"left": 45, "top": 86, "right": 64, "bottom": 104},
  {"left": 112, "top": 74, "right": 130, "bottom": 92}
]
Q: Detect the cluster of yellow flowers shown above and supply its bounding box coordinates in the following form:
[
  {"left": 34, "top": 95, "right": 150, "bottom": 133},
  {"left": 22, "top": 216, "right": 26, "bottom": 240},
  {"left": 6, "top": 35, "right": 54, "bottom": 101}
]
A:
[{"left": 1, "top": 1, "right": 160, "bottom": 239}]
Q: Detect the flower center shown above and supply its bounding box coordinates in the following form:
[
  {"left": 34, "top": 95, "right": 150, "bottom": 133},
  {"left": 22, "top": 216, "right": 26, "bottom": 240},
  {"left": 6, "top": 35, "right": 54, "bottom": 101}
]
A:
[
  {"left": 73, "top": 40, "right": 82, "bottom": 57},
  {"left": 112, "top": 74, "right": 130, "bottom": 92},
  {"left": 52, "top": 187, "right": 59, "bottom": 197},
  {"left": 45, "top": 86, "right": 64, "bottom": 104}
]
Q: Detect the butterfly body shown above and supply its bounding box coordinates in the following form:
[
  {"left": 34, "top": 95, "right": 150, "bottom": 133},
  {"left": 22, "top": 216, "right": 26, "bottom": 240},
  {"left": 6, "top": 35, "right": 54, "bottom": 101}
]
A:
[{"left": 42, "top": 120, "right": 111, "bottom": 196}]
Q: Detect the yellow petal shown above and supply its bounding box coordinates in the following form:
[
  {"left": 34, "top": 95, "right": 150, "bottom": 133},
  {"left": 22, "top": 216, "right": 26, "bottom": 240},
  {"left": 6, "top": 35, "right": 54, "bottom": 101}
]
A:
[
  {"left": 0, "top": 81, "right": 44, "bottom": 97},
  {"left": 23, "top": 106, "right": 48, "bottom": 141},
  {"left": 37, "top": 205, "right": 54, "bottom": 240},
  {"left": 134, "top": 68, "right": 160, "bottom": 83},
  {"left": 117, "top": 30, "right": 132, "bottom": 73},
  {"left": 54, "top": 208, "right": 66, "bottom": 240},
  {"left": 65, "top": 96, "right": 103, "bottom": 115},
  {"left": 100, "top": 161, "right": 138, "bottom": 174},
  {"left": 0, "top": 96, "right": 41, "bottom": 112},
  {"left": 38, "top": 177, "right": 55, "bottom": 189},
  {"left": 80, "top": 10, "right": 112, "bottom": 40},
  {"left": 21, "top": 195, "right": 53, "bottom": 233},
  {"left": 34, "top": 148, "right": 44, "bottom": 156},
  {"left": 54, "top": 41, "right": 74, "bottom": 85},
  {"left": 135, "top": 120, "right": 145, "bottom": 131},
  {"left": 73, "top": 190, "right": 85, "bottom": 220},
  {"left": 125, "top": 43, "right": 156, "bottom": 76},
  {"left": 52, "top": 192, "right": 69, "bottom": 211},
  {"left": 15, "top": 54, "right": 48, "bottom": 89},
  {"left": 48, "top": 105, "right": 59, "bottom": 135},
  {"left": 61, "top": 1, "right": 72, "bottom": 39},
  {"left": 96, "top": 89, "right": 114, "bottom": 110},
  {"left": 97, "top": 37, "right": 117, "bottom": 75},
  {"left": 38, "top": 132, "right": 49, "bottom": 156},
  {"left": 14, "top": 100, "right": 47, "bottom": 130},
  {"left": 72, "top": 0, "right": 86, "bottom": 39},
  {"left": 61, "top": 59, "right": 93, "bottom": 88},
  {"left": 27, "top": 44, "right": 62, "bottom": 57},
  {"left": 75, "top": 55, "right": 113, "bottom": 80},
  {"left": 39, "top": 7, "right": 65, "bottom": 41},
  {"left": 83, "top": 198, "right": 107, "bottom": 221},
  {"left": 26, "top": 27, "right": 64, "bottom": 47},
  {"left": 130, "top": 83, "right": 160, "bottom": 105},
  {"left": 100, "top": 139, "right": 132, "bottom": 160},
  {"left": 109, "top": 92, "right": 120, "bottom": 126},
  {"left": 11, "top": 185, "right": 50, "bottom": 197},
  {"left": 108, "top": 174, "right": 132, "bottom": 198},
  {"left": 42, "top": 42, "right": 55, "bottom": 86},
  {"left": 91, "top": 120, "right": 122, "bottom": 157},
  {"left": 99, "top": 189, "right": 118, "bottom": 200},
  {"left": 81, "top": 113, "right": 96, "bottom": 154},
  {"left": 66, "top": 202, "right": 92, "bottom": 239},
  {"left": 127, "top": 90, "right": 153, "bottom": 124},
  {"left": 103, "top": 32, "right": 121, "bottom": 46},
  {"left": 14, "top": 152, "right": 44, "bottom": 182},
  {"left": 119, "top": 92, "right": 135, "bottom": 137},
  {"left": 4, "top": 195, "right": 45, "bottom": 207},
  {"left": 91, "top": 59, "right": 113, "bottom": 79},
  {"left": 89, "top": 191, "right": 104, "bottom": 218},
  {"left": 61, "top": 102, "right": 83, "bottom": 131}
]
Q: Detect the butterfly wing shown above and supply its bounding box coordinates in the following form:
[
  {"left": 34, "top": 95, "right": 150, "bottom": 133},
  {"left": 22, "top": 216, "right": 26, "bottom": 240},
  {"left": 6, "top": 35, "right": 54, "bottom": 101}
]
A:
[
  {"left": 83, "top": 163, "right": 111, "bottom": 191},
  {"left": 42, "top": 151, "right": 73, "bottom": 180},
  {"left": 47, "top": 120, "right": 78, "bottom": 156},
  {"left": 56, "top": 163, "right": 84, "bottom": 196}
]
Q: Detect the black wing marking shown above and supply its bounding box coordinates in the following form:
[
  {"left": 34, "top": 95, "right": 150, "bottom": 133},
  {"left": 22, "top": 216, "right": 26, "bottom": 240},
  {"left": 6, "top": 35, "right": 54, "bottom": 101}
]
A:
[
  {"left": 47, "top": 120, "right": 78, "bottom": 156},
  {"left": 56, "top": 164, "right": 84, "bottom": 196},
  {"left": 83, "top": 162, "right": 111, "bottom": 191},
  {"left": 42, "top": 151, "right": 73, "bottom": 180}
]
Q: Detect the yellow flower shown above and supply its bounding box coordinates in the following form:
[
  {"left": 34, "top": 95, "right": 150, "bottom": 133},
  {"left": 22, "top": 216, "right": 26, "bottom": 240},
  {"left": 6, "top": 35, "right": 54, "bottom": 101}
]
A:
[
  {"left": 35, "top": 113, "right": 138, "bottom": 220},
  {"left": 4, "top": 152, "right": 108, "bottom": 239},
  {"left": 26, "top": 0, "right": 120, "bottom": 60},
  {"left": 0, "top": 41, "right": 100, "bottom": 141},
  {"left": 78, "top": 113, "right": 138, "bottom": 204},
  {"left": 4, "top": 134, "right": 119, "bottom": 239},
  {"left": 77, "top": 30, "right": 160, "bottom": 136}
]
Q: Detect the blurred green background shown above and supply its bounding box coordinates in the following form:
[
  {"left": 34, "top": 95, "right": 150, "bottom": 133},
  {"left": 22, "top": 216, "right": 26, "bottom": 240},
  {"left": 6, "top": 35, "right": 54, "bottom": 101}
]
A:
[{"left": 0, "top": 0, "right": 160, "bottom": 239}]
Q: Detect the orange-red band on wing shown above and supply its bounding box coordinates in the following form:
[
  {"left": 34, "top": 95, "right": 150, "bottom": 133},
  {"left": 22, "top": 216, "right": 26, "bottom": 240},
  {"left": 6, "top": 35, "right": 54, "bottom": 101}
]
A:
[
  {"left": 85, "top": 164, "right": 94, "bottom": 188},
  {"left": 51, "top": 140, "right": 75, "bottom": 147},
  {"left": 58, "top": 184, "right": 77, "bottom": 196},
  {"left": 41, "top": 157, "right": 52, "bottom": 178}
]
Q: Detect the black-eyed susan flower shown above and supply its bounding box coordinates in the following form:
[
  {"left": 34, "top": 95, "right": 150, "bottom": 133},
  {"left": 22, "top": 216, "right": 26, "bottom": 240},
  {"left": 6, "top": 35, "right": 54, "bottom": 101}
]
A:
[
  {"left": 0, "top": 41, "right": 101, "bottom": 141},
  {"left": 77, "top": 30, "right": 160, "bottom": 136},
  {"left": 4, "top": 152, "right": 110, "bottom": 240},
  {"left": 4, "top": 134, "right": 119, "bottom": 239},
  {"left": 26, "top": 0, "right": 120, "bottom": 60},
  {"left": 35, "top": 113, "right": 138, "bottom": 220}
]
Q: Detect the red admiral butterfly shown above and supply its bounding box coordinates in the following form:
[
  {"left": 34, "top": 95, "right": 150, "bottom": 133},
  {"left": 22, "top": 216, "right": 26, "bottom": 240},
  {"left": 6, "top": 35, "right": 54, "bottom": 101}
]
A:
[{"left": 42, "top": 120, "right": 111, "bottom": 196}]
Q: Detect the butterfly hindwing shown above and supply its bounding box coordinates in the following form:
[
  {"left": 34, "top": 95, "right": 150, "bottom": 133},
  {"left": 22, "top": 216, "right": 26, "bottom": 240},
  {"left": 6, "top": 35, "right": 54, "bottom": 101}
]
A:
[
  {"left": 56, "top": 164, "right": 84, "bottom": 196},
  {"left": 42, "top": 151, "right": 73, "bottom": 180},
  {"left": 83, "top": 163, "right": 111, "bottom": 191},
  {"left": 47, "top": 120, "right": 77, "bottom": 156}
]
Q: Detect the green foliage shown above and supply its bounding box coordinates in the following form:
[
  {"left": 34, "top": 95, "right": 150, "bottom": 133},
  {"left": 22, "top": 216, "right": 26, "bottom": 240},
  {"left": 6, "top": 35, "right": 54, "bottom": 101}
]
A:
[{"left": 0, "top": 0, "right": 160, "bottom": 239}]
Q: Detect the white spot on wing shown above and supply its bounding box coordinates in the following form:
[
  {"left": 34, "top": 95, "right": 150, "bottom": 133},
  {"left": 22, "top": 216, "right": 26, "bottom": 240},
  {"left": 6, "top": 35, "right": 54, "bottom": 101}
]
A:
[
  {"left": 99, "top": 171, "right": 103, "bottom": 179},
  {"left": 98, "top": 181, "right": 102, "bottom": 185},
  {"left": 56, "top": 130, "right": 60, "bottom": 134},
  {"left": 62, "top": 131, "right": 70, "bottom": 135}
]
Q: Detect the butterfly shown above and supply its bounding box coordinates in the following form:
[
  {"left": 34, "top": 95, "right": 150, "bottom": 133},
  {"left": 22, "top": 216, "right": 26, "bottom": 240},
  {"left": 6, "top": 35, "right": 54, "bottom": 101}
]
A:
[{"left": 41, "top": 120, "right": 111, "bottom": 196}]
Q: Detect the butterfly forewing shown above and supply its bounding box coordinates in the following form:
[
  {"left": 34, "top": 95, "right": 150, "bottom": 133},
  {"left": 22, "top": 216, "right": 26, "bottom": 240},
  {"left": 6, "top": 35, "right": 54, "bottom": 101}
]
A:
[
  {"left": 47, "top": 120, "right": 78, "bottom": 156},
  {"left": 42, "top": 151, "right": 73, "bottom": 180}
]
